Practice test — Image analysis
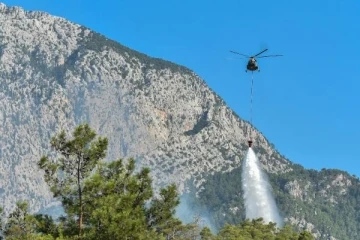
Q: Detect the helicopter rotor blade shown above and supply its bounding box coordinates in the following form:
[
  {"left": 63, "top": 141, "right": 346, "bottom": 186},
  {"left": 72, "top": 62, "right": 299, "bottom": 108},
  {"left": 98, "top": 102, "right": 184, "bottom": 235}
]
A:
[
  {"left": 225, "top": 57, "right": 245, "bottom": 60},
  {"left": 256, "top": 54, "right": 283, "bottom": 58},
  {"left": 253, "top": 48, "right": 268, "bottom": 57},
  {"left": 229, "top": 50, "right": 250, "bottom": 58}
]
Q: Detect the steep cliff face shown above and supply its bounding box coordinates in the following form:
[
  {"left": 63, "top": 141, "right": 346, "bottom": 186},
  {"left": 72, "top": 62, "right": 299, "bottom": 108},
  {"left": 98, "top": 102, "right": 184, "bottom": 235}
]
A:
[{"left": 0, "top": 3, "right": 290, "bottom": 214}]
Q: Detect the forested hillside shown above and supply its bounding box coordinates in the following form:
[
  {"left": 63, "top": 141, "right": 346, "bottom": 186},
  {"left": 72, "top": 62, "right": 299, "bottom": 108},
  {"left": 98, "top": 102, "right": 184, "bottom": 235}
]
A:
[{"left": 192, "top": 162, "right": 360, "bottom": 239}]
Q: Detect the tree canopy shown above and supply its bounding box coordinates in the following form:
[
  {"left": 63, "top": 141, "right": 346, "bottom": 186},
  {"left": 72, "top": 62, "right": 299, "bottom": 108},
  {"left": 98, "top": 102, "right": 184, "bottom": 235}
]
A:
[{"left": 0, "top": 124, "right": 314, "bottom": 240}]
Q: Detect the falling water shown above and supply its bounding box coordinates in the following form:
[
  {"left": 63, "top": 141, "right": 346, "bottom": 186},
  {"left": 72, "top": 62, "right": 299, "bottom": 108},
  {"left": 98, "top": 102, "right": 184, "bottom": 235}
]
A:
[{"left": 242, "top": 148, "right": 283, "bottom": 226}]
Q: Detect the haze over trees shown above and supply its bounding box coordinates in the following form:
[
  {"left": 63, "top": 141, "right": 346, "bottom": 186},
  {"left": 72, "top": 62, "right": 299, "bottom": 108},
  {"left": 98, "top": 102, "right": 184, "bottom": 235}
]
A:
[{"left": 0, "top": 124, "right": 313, "bottom": 239}]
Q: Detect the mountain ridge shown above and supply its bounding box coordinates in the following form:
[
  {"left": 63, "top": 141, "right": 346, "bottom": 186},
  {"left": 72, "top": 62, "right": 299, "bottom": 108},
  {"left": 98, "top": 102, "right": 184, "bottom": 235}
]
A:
[
  {"left": 0, "top": 1, "right": 285, "bottom": 210},
  {"left": 0, "top": 3, "right": 359, "bottom": 239}
]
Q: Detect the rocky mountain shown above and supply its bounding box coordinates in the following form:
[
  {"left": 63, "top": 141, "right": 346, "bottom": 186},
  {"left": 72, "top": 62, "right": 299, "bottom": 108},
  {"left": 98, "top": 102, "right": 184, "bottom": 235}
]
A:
[
  {"left": 0, "top": 3, "right": 359, "bottom": 239},
  {"left": 193, "top": 161, "right": 360, "bottom": 239}
]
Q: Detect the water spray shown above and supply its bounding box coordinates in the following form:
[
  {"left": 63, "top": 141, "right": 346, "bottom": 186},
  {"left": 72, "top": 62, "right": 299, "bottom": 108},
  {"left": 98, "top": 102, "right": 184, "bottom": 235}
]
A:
[{"left": 242, "top": 148, "right": 283, "bottom": 226}]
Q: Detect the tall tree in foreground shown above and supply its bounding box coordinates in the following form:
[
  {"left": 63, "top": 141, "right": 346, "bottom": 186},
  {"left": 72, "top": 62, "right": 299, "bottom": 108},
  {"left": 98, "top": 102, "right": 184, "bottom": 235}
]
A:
[
  {"left": 32, "top": 124, "right": 314, "bottom": 240},
  {"left": 82, "top": 158, "right": 163, "bottom": 239},
  {"left": 38, "top": 124, "right": 108, "bottom": 238}
]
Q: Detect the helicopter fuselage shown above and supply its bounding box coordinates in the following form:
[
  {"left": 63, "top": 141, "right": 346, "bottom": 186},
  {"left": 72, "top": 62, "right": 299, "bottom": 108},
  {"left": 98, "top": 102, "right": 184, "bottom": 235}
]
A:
[{"left": 246, "top": 58, "right": 259, "bottom": 72}]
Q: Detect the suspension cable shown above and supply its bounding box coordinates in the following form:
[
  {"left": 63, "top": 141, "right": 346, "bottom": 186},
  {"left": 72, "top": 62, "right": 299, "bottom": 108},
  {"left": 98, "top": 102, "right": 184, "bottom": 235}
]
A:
[{"left": 249, "top": 71, "right": 254, "bottom": 140}]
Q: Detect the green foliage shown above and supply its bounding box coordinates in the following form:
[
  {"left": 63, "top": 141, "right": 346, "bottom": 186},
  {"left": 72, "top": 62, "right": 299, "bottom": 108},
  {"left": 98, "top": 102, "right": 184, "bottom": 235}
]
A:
[
  {"left": 0, "top": 206, "right": 3, "bottom": 233},
  {"left": 1, "top": 205, "right": 312, "bottom": 240},
  {"left": 2, "top": 201, "right": 42, "bottom": 240},
  {"left": 200, "top": 226, "right": 215, "bottom": 240},
  {"left": 81, "top": 159, "right": 162, "bottom": 239},
  {"left": 34, "top": 124, "right": 191, "bottom": 239},
  {"left": 1, "top": 124, "right": 314, "bottom": 239},
  {"left": 193, "top": 162, "right": 360, "bottom": 239},
  {"left": 298, "top": 231, "right": 315, "bottom": 240},
  {"left": 216, "top": 218, "right": 313, "bottom": 240},
  {"left": 38, "top": 123, "right": 108, "bottom": 238},
  {"left": 276, "top": 225, "right": 301, "bottom": 240},
  {"left": 269, "top": 167, "right": 360, "bottom": 239},
  {"left": 147, "top": 184, "right": 180, "bottom": 231},
  {"left": 34, "top": 214, "right": 60, "bottom": 238}
]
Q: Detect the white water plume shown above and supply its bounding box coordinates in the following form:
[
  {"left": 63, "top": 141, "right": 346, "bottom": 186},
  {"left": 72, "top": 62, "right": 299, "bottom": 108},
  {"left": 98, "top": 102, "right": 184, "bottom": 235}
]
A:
[{"left": 242, "top": 148, "right": 283, "bottom": 226}]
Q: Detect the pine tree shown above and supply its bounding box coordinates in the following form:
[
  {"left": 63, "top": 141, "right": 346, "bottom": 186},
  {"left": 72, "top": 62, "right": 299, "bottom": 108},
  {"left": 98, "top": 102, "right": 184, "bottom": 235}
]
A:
[
  {"left": 276, "top": 225, "right": 300, "bottom": 240},
  {"left": 146, "top": 183, "right": 183, "bottom": 238},
  {"left": 33, "top": 214, "right": 59, "bottom": 239},
  {"left": 200, "top": 226, "right": 215, "bottom": 240},
  {"left": 38, "top": 123, "right": 108, "bottom": 238},
  {"left": 3, "top": 201, "right": 38, "bottom": 240},
  {"left": 82, "top": 158, "right": 161, "bottom": 239},
  {"left": 298, "top": 231, "right": 314, "bottom": 240}
]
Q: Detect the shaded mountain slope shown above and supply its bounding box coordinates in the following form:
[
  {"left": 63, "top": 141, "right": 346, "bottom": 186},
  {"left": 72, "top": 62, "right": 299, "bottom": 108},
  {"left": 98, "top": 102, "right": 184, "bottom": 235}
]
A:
[{"left": 193, "top": 163, "right": 360, "bottom": 239}]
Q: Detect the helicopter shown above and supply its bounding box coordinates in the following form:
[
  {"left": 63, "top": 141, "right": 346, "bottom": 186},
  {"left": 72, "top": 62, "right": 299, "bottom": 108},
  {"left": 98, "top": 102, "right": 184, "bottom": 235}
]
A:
[{"left": 229, "top": 48, "right": 282, "bottom": 72}]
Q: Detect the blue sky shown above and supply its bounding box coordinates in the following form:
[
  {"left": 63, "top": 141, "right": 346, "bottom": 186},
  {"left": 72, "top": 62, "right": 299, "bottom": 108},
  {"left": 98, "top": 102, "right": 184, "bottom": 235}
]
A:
[{"left": 2, "top": 0, "right": 360, "bottom": 176}]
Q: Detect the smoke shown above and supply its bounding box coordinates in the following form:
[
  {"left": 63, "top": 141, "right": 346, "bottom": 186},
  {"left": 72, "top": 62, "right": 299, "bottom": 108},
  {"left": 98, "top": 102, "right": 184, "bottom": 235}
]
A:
[
  {"left": 175, "top": 193, "right": 217, "bottom": 233},
  {"left": 242, "top": 148, "right": 283, "bottom": 226}
]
